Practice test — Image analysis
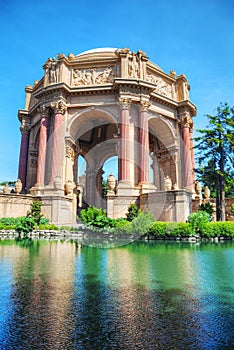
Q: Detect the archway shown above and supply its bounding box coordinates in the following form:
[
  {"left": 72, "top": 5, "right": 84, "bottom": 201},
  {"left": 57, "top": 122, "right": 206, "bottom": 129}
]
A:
[
  {"left": 67, "top": 109, "right": 118, "bottom": 210},
  {"left": 148, "top": 115, "right": 179, "bottom": 190}
]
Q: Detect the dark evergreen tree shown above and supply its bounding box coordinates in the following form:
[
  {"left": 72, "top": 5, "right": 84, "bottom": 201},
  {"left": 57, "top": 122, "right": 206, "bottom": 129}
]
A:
[{"left": 195, "top": 102, "right": 234, "bottom": 221}]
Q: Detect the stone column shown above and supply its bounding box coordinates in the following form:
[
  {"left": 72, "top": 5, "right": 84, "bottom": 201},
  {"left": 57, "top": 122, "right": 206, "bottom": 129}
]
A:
[
  {"left": 139, "top": 101, "right": 150, "bottom": 184},
  {"left": 179, "top": 109, "right": 194, "bottom": 190},
  {"left": 189, "top": 127, "right": 196, "bottom": 185},
  {"left": 49, "top": 101, "right": 66, "bottom": 184},
  {"left": 119, "top": 98, "right": 131, "bottom": 182},
  {"left": 18, "top": 120, "right": 30, "bottom": 192},
  {"left": 36, "top": 106, "right": 49, "bottom": 185}
]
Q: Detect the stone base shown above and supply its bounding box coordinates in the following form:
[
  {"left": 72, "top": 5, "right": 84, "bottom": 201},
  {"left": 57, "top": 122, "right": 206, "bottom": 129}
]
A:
[
  {"left": 41, "top": 195, "right": 76, "bottom": 226},
  {"left": 140, "top": 189, "right": 192, "bottom": 222}
]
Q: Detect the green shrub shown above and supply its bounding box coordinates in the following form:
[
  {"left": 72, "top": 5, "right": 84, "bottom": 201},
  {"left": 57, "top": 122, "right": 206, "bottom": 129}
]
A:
[
  {"left": 200, "top": 222, "right": 234, "bottom": 238},
  {"left": 113, "top": 218, "right": 129, "bottom": 228},
  {"left": 132, "top": 211, "right": 155, "bottom": 236},
  {"left": 188, "top": 211, "right": 211, "bottom": 234},
  {"left": 16, "top": 217, "right": 36, "bottom": 236},
  {"left": 27, "top": 200, "right": 44, "bottom": 225},
  {"left": 113, "top": 221, "right": 133, "bottom": 235},
  {"left": 39, "top": 217, "right": 50, "bottom": 225},
  {"left": 80, "top": 206, "right": 114, "bottom": 229},
  {"left": 148, "top": 222, "right": 168, "bottom": 237},
  {"left": 200, "top": 202, "right": 214, "bottom": 216},
  {"left": 0, "top": 217, "right": 22, "bottom": 226},
  {"left": 230, "top": 203, "right": 234, "bottom": 214},
  {"left": 167, "top": 222, "right": 194, "bottom": 237},
  {"left": 126, "top": 203, "right": 140, "bottom": 222},
  {"left": 38, "top": 224, "right": 58, "bottom": 230}
]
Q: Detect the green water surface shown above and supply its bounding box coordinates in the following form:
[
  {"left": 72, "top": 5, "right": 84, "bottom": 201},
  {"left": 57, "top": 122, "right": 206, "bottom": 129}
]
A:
[{"left": 0, "top": 239, "right": 233, "bottom": 349}]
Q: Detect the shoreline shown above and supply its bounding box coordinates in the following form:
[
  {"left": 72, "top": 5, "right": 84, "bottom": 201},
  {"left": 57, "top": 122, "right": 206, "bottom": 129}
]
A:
[{"left": 0, "top": 229, "right": 234, "bottom": 243}]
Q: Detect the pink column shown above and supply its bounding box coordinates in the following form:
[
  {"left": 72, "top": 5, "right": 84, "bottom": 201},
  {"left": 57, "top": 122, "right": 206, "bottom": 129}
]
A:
[
  {"left": 139, "top": 102, "right": 150, "bottom": 183},
  {"left": 50, "top": 101, "right": 66, "bottom": 184},
  {"left": 189, "top": 128, "right": 196, "bottom": 185},
  {"left": 181, "top": 119, "right": 193, "bottom": 189},
  {"left": 119, "top": 99, "right": 131, "bottom": 182},
  {"left": 18, "top": 122, "right": 30, "bottom": 192},
  {"left": 36, "top": 107, "right": 49, "bottom": 185}
]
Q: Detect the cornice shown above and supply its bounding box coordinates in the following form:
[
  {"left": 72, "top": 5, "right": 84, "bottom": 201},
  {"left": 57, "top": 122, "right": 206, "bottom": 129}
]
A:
[{"left": 178, "top": 100, "right": 197, "bottom": 117}]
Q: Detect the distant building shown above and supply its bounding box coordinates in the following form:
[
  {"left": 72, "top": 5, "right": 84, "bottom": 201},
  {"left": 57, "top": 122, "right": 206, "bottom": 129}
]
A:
[{"left": 17, "top": 48, "right": 196, "bottom": 224}]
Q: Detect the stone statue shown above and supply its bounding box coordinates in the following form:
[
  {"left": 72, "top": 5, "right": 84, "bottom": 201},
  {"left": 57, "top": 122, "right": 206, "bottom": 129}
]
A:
[
  {"left": 129, "top": 55, "right": 140, "bottom": 78},
  {"left": 164, "top": 176, "right": 172, "bottom": 191}
]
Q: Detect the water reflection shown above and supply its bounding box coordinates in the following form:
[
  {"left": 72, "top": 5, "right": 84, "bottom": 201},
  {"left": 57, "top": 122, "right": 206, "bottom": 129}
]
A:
[{"left": 0, "top": 240, "right": 233, "bottom": 349}]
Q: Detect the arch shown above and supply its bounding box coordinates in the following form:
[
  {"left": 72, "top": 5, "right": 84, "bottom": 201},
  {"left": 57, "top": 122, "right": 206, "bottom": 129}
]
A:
[
  {"left": 148, "top": 114, "right": 176, "bottom": 147},
  {"left": 67, "top": 108, "right": 119, "bottom": 209},
  {"left": 148, "top": 114, "right": 179, "bottom": 190},
  {"left": 67, "top": 107, "right": 118, "bottom": 140}
]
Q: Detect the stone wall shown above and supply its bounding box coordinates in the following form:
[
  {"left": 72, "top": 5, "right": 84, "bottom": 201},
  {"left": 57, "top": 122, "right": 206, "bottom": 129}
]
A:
[
  {"left": 0, "top": 194, "right": 33, "bottom": 218},
  {"left": 140, "top": 190, "right": 192, "bottom": 222}
]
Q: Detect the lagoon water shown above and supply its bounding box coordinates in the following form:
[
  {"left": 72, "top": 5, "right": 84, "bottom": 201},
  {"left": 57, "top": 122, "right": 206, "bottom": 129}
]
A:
[{"left": 0, "top": 239, "right": 233, "bottom": 349}]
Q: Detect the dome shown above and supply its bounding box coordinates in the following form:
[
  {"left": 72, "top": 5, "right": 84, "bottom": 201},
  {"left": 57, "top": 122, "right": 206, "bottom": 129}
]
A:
[{"left": 77, "top": 48, "right": 118, "bottom": 56}]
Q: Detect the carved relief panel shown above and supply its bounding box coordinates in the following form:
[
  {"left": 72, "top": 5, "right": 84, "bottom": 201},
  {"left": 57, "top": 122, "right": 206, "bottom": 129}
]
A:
[
  {"left": 72, "top": 66, "right": 116, "bottom": 86},
  {"left": 146, "top": 72, "right": 172, "bottom": 98}
]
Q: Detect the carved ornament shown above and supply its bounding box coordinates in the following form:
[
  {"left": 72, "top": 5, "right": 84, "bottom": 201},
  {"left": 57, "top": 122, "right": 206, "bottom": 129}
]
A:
[
  {"left": 146, "top": 74, "right": 172, "bottom": 98},
  {"left": 119, "top": 97, "right": 131, "bottom": 110},
  {"left": 72, "top": 67, "right": 115, "bottom": 86},
  {"left": 50, "top": 101, "right": 67, "bottom": 115},
  {"left": 128, "top": 53, "right": 140, "bottom": 79},
  {"left": 44, "top": 58, "right": 58, "bottom": 84},
  {"left": 20, "top": 119, "right": 30, "bottom": 134},
  {"left": 66, "top": 146, "right": 75, "bottom": 161},
  {"left": 179, "top": 115, "right": 193, "bottom": 129},
  {"left": 37, "top": 105, "right": 48, "bottom": 117},
  {"left": 139, "top": 100, "right": 151, "bottom": 112}
]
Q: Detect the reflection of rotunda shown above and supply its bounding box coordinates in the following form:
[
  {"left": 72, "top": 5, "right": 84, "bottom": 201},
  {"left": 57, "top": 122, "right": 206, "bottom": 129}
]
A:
[{"left": 18, "top": 48, "right": 196, "bottom": 224}]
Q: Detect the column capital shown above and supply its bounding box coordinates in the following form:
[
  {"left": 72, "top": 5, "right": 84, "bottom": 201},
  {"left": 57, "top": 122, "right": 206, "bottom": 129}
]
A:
[
  {"left": 179, "top": 115, "right": 193, "bottom": 129},
  {"left": 119, "top": 97, "right": 131, "bottom": 110},
  {"left": 20, "top": 120, "right": 30, "bottom": 134},
  {"left": 139, "top": 100, "right": 151, "bottom": 112},
  {"left": 37, "top": 104, "right": 49, "bottom": 117},
  {"left": 50, "top": 100, "right": 67, "bottom": 115}
]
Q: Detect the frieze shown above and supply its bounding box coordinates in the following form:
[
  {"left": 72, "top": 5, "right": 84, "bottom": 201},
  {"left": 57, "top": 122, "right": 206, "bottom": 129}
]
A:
[
  {"left": 146, "top": 74, "right": 172, "bottom": 98},
  {"left": 72, "top": 67, "right": 115, "bottom": 86},
  {"left": 0, "top": 195, "right": 33, "bottom": 205}
]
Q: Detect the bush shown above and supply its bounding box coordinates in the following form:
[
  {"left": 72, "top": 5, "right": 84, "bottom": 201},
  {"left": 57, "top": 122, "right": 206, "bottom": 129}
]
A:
[
  {"left": 188, "top": 211, "right": 211, "bottom": 234},
  {"left": 149, "top": 222, "right": 194, "bottom": 238},
  {"left": 16, "top": 217, "right": 36, "bottom": 236},
  {"left": 126, "top": 203, "right": 140, "bottom": 221},
  {"left": 200, "top": 202, "right": 214, "bottom": 216},
  {"left": 149, "top": 222, "right": 168, "bottom": 237},
  {"left": 132, "top": 211, "right": 155, "bottom": 236},
  {"left": 27, "top": 200, "right": 44, "bottom": 225},
  {"left": 230, "top": 203, "right": 234, "bottom": 214},
  {"left": 38, "top": 224, "right": 58, "bottom": 230},
  {"left": 80, "top": 206, "right": 114, "bottom": 229},
  {"left": 200, "top": 222, "right": 234, "bottom": 238}
]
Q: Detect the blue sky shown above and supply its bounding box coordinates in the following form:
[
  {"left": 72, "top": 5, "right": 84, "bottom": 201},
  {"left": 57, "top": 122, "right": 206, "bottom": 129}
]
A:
[{"left": 0, "top": 0, "right": 233, "bottom": 182}]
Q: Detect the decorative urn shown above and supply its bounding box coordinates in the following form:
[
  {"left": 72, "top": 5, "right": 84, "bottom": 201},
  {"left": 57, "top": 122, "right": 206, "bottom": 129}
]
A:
[
  {"left": 195, "top": 181, "right": 202, "bottom": 195},
  {"left": 15, "top": 179, "right": 22, "bottom": 194},
  {"left": 107, "top": 173, "right": 116, "bottom": 193},
  {"left": 204, "top": 186, "right": 210, "bottom": 199}
]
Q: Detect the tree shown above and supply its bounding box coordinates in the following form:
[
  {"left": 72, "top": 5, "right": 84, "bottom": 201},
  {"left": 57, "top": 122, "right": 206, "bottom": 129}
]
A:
[{"left": 195, "top": 102, "right": 234, "bottom": 221}]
